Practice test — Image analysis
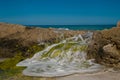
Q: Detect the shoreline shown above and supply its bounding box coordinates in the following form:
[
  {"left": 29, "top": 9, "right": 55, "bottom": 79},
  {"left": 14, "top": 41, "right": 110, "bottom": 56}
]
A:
[{"left": 25, "top": 24, "right": 115, "bottom": 31}]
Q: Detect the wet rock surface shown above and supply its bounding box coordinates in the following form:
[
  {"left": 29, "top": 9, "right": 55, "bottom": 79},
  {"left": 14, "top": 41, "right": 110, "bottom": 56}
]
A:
[{"left": 87, "top": 23, "right": 120, "bottom": 68}]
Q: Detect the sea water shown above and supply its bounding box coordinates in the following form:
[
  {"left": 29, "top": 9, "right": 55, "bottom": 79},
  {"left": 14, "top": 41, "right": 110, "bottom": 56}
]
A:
[{"left": 26, "top": 25, "right": 115, "bottom": 30}]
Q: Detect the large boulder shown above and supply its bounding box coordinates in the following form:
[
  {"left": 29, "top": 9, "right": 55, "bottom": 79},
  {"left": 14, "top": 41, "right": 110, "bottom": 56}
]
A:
[
  {"left": 87, "top": 22, "right": 120, "bottom": 68},
  {"left": 103, "top": 44, "right": 120, "bottom": 58}
]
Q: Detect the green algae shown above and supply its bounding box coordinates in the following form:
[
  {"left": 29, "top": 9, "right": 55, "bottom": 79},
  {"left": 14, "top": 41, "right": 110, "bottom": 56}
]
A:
[
  {"left": 0, "top": 53, "right": 25, "bottom": 70},
  {"left": 0, "top": 44, "right": 45, "bottom": 80},
  {"left": 0, "top": 53, "right": 25, "bottom": 80},
  {"left": 40, "top": 42, "right": 87, "bottom": 59},
  {"left": 26, "top": 44, "right": 45, "bottom": 57},
  {"left": 50, "top": 49, "right": 62, "bottom": 58},
  {"left": 41, "top": 43, "right": 64, "bottom": 58}
]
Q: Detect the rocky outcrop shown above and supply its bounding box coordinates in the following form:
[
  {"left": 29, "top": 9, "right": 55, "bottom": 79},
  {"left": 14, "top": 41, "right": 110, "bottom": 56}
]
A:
[
  {"left": 87, "top": 22, "right": 120, "bottom": 68},
  {"left": 103, "top": 44, "right": 120, "bottom": 58},
  {"left": 117, "top": 21, "right": 120, "bottom": 27},
  {"left": 0, "top": 23, "right": 25, "bottom": 38},
  {"left": 0, "top": 22, "right": 85, "bottom": 58},
  {"left": 0, "top": 23, "right": 85, "bottom": 46}
]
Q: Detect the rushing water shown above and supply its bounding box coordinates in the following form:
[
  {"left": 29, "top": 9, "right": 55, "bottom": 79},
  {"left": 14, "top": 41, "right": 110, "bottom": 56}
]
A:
[{"left": 16, "top": 32, "right": 104, "bottom": 77}]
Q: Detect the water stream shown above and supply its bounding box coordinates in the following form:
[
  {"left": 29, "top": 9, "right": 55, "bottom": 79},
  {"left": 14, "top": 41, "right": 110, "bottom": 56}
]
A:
[{"left": 16, "top": 32, "right": 104, "bottom": 77}]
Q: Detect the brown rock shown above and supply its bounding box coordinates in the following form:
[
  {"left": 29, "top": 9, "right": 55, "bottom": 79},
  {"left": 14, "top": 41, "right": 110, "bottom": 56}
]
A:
[
  {"left": 87, "top": 22, "right": 120, "bottom": 68},
  {"left": 117, "top": 21, "right": 120, "bottom": 27},
  {"left": 103, "top": 44, "right": 120, "bottom": 58},
  {"left": 0, "top": 22, "right": 85, "bottom": 58}
]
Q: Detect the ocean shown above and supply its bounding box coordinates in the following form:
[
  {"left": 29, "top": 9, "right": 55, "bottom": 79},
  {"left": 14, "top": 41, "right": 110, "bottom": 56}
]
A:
[{"left": 26, "top": 25, "right": 115, "bottom": 30}]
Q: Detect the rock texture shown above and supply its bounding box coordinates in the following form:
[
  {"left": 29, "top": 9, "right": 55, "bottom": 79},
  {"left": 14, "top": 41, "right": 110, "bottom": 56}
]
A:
[
  {"left": 117, "top": 21, "right": 120, "bottom": 27},
  {"left": 87, "top": 22, "right": 120, "bottom": 68},
  {"left": 103, "top": 44, "right": 120, "bottom": 58},
  {"left": 0, "top": 23, "right": 85, "bottom": 46},
  {"left": 0, "top": 22, "right": 85, "bottom": 58}
]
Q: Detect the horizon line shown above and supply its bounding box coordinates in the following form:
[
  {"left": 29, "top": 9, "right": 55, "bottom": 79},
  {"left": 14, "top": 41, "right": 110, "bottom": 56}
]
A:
[
  {"left": 24, "top": 24, "right": 116, "bottom": 26},
  {"left": 0, "top": 22, "right": 116, "bottom": 26}
]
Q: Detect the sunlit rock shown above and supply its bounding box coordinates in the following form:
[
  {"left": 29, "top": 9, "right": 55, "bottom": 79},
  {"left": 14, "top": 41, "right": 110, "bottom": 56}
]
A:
[
  {"left": 117, "top": 21, "right": 120, "bottom": 27},
  {"left": 87, "top": 22, "right": 120, "bottom": 68},
  {"left": 103, "top": 44, "right": 120, "bottom": 58}
]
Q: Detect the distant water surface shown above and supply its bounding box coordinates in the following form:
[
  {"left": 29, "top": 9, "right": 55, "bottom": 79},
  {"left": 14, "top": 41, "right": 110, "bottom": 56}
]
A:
[{"left": 25, "top": 25, "right": 115, "bottom": 30}]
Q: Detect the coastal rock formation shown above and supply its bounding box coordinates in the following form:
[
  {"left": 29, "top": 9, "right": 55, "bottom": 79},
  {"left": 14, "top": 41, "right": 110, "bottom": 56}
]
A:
[
  {"left": 87, "top": 22, "right": 120, "bottom": 68},
  {"left": 0, "top": 22, "right": 85, "bottom": 58},
  {"left": 0, "top": 23, "right": 85, "bottom": 46},
  {"left": 103, "top": 44, "right": 120, "bottom": 58},
  {"left": 0, "top": 23, "right": 25, "bottom": 38},
  {"left": 117, "top": 21, "right": 120, "bottom": 27},
  {"left": 1, "top": 22, "right": 120, "bottom": 69}
]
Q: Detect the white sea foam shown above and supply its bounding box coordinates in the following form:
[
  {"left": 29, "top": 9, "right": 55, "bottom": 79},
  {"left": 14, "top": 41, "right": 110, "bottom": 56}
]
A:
[
  {"left": 16, "top": 32, "right": 104, "bottom": 77},
  {"left": 58, "top": 28, "right": 69, "bottom": 30}
]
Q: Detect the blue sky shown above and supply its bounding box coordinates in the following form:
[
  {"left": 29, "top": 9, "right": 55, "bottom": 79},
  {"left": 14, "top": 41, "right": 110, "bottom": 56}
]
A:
[{"left": 0, "top": 0, "right": 120, "bottom": 25}]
